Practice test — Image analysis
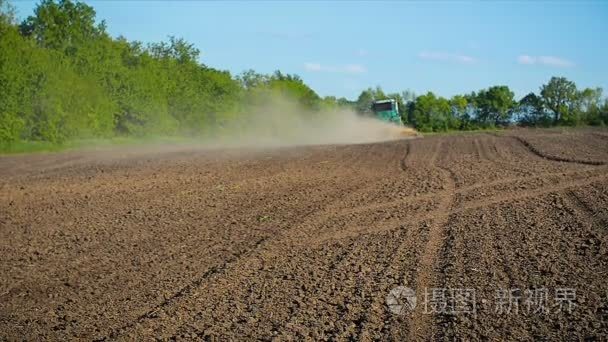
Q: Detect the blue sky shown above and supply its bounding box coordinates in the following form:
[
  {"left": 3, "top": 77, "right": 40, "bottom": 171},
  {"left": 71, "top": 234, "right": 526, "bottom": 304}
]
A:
[{"left": 12, "top": 1, "right": 608, "bottom": 100}]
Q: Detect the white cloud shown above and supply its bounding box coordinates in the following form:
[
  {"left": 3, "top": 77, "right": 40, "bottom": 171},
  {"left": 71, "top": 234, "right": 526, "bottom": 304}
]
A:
[
  {"left": 418, "top": 51, "right": 477, "bottom": 64},
  {"left": 517, "top": 55, "right": 574, "bottom": 67},
  {"left": 303, "top": 62, "right": 367, "bottom": 74},
  {"left": 517, "top": 55, "right": 536, "bottom": 65}
]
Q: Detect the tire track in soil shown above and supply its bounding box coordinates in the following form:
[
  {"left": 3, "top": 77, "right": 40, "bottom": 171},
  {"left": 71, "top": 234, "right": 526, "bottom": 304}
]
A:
[
  {"left": 432, "top": 135, "right": 607, "bottom": 340},
  {"left": 298, "top": 164, "right": 607, "bottom": 255},
  {"left": 565, "top": 188, "right": 608, "bottom": 329},
  {"left": 407, "top": 140, "right": 457, "bottom": 340},
  {"left": 439, "top": 188, "right": 608, "bottom": 340},
  {"left": 432, "top": 136, "right": 539, "bottom": 340},
  {"left": 400, "top": 141, "right": 411, "bottom": 171},
  {"left": 512, "top": 135, "right": 606, "bottom": 166},
  {"left": 455, "top": 166, "right": 608, "bottom": 197},
  {"left": 476, "top": 135, "right": 532, "bottom": 176},
  {"left": 173, "top": 222, "right": 418, "bottom": 338},
  {"left": 289, "top": 166, "right": 607, "bottom": 234},
  {"left": 453, "top": 173, "right": 608, "bottom": 216},
  {"left": 592, "top": 132, "right": 608, "bottom": 142},
  {"left": 342, "top": 138, "right": 442, "bottom": 340},
  {"left": 566, "top": 189, "right": 608, "bottom": 232},
  {"left": 407, "top": 135, "right": 605, "bottom": 340},
  {"left": 293, "top": 171, "right": 608, "bottom": 251},
  {"left": 348, "top": 140, "right": 426, "bottom": 340}
]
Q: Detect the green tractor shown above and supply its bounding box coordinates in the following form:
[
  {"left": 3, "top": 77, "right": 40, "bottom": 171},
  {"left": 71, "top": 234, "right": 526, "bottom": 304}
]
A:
[
  {"left": 370, "top": 99, "right": 420, "bottom": 138},
  {"left": 371, "top": 99, "right": 402, "bottom": 125}
]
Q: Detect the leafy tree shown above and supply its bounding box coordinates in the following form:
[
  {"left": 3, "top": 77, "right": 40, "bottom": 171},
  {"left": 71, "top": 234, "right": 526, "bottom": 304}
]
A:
[
  {"left": 267, "top": 71, "right": 320, "bottom": 110},
  {"left": 401, "top": 90, "right": 416, "bottom": 103},
  {"left": 474, "top": 85, "right": 515, "bottom": 126},
  {"left": 354, "top": 87, "right": 414, "bottom": 123},
  {"left": 354, "top": 86, "right": 390, "bottom": 115},
  {"left": 355, "top": 89, "right": 375, "bottom": 116},
  {"left": 576, "top": 87, "right": 603, "bottom": 125},
  {"left": 237, "top": 69, "right": 269, "bottom": 89},
  {"left": 517, "top": 92, "right": 550, "bottom": 126},
  {"left": 601, "top": 99, "right": 608, "bottom": 125},
  {"left": 409, "top": 92, "right": 452, "bottom": 132},
  {"left": 0, "top": 0, "right": 16, "bottom": 25},
  {"left": 148, "top": 36, "right": 199, "bottom": 64},
  {"left": 540, "top": 76, "right": 578, "bottom": 124},
  {"left": 336, "top": 97, "right": 354, "bottom": 108},
  {"left": 449, "top": 95, "right": 468, "bottom": 130},
  {"left": 0, "top": 15, "right": 26, "bottom": 143},
  {"left": 20, "top": 0, "right": 106, "bottom": 55}
]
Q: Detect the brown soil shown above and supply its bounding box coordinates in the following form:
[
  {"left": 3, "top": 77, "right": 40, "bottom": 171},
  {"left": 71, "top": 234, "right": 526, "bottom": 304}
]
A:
[
  {"left": 503, "top": 128, "right": 608, "bottom": 165},
  {"left": 1, "top": 129, "right": 607, "bottom": 340}
]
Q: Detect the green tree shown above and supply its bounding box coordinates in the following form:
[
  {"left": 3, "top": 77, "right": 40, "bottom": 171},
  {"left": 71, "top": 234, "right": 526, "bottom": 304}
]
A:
[
  {"left": 267, "top": 71, "right": 320, "bottom": 110},
  {"left": 517, "top": 92, "right": 549, "bottom": 126},
  {"left": 601, "top": 99, "right": 608, "bottom": 125},
  {"left": 0, "top": 11, "right": 26, "bottom": 143},
  {"left": 237, "top": 69, "right": 269, "bottom": 89},
  {"left": 576, "top": 87, "right": 603, "bottom": 125},
  {"left": 540, "top": 76, "right": 578, "bottom": 124},
  {"left": 355, "top": 86, "right": 389, "bottom": 116},
  {"left": 19, "top": 0, "right": 105, "bottom": 55},
  {"left": 148, "top": 36, "right": 200, "bottom": 64},
  {"left": 449, "top": 95, "right": 468, "bottom": 130},
  {"left": 475, "top": 85, "right": 515, "bottom": 126},
  {"left": 0, "top": 0, "right": 16, "bottom": 25},
  {"left": 401, "top": 90, "right": 416, "bottom": 103},
  {"left": 355, "top": 88, "right": 375, "bottom": 115},
  {"left": 409, "top": 92, "right": 451, "bottom": 132}
]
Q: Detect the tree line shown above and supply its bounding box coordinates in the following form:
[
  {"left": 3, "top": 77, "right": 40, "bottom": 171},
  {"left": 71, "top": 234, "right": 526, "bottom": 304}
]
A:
[
  {"left": 0, "top": 0, "right": 323, "bottom": 145},
  {"left": 352, "top": 78, "right": 608, "bottom": 132},
  {"left": 1, "top": 0, "right": 607, "bottom": 148}
]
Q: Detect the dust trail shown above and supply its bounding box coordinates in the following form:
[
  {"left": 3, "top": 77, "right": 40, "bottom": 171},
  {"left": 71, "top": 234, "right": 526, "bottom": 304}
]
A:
[
  {"left": 8, "top": 95, "right": 419, "bottom": 161},
  {"left": 210, "top": 96, "right": 419, "bottom": 148}
]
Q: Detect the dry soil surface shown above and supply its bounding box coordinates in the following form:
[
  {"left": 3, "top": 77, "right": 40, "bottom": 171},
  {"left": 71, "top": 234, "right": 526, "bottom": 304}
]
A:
[{"left": 1, "top": 129, "right": 607, "bottom": 340}]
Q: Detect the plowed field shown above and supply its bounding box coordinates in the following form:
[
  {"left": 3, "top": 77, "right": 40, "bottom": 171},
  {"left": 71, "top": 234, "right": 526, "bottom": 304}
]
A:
[{"left": 1, "top": 129, "right": 607, "bottom": 340}]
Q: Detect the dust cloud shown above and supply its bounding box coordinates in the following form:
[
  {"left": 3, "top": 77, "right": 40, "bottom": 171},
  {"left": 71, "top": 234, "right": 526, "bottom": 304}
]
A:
[
  {"left": 63, "top": 95, "right": 418, "bottom": 158},
  {"left": 210, "top": 96, "right": 418, "bottom": 148}
]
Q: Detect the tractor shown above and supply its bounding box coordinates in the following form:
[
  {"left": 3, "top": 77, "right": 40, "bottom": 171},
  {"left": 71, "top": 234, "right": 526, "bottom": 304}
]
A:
[
  {"left": 371, "top": 99, "right": 402, "bottom": 125},
  {"left": 371, "top": 99, "right": 420, "bottom": 138}
]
